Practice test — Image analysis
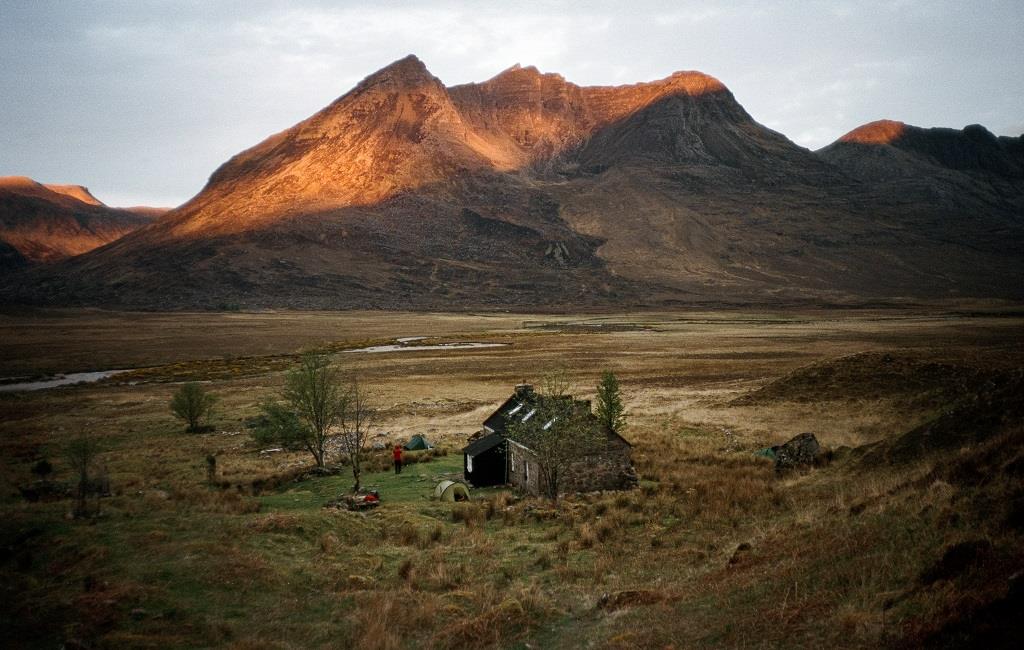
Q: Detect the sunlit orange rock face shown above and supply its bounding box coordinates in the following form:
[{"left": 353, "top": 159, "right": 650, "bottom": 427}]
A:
[
  {"left": 0, "top": 176, "right": 158, "bottom": 267},
  {"left": 838, "top": 119, "right": 907, "bottom": 145},
  {"left": 162, "top": 55, "right": 742, "bottom": 238},
  {"left": 4, "top": 55, "right": 1022, "bottom": 310}
]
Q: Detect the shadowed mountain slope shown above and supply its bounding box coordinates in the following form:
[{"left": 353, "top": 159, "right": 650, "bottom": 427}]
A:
[{"left": 3, "top": 56, "right": 1022, "bottom": 309}]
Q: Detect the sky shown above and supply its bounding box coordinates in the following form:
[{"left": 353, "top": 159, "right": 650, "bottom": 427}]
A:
[{"left": 1, "top": 0, "right": 1022, "bottom": 207}]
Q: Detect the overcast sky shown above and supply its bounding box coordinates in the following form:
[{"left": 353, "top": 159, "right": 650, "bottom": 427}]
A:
[{"left": 2, "top": 0, "right": 1022, "bottom": 207}]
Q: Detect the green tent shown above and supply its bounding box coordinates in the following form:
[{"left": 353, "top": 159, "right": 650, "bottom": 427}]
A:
[
  {"left": 434, "top": 480, "right": 470, "bottom": 502},
  {"left": 403, "top": 434, "right": 433, "bottom": 451}
]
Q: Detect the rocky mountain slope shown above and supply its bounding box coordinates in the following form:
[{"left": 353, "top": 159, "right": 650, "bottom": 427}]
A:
[
  {"left": 0, "top": 176, "right": 161, "bottom": 269},
  {"left": 3, "top": 56, "right": 1022, "bottom": 309}
]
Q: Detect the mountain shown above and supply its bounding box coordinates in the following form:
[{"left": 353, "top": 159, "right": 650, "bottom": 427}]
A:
[
  {"left": 819, "top": 120, "right": 1024, "bottom": 179},
  {"left": 0, "top": 176, "right": 162, "bottom": 269},
  {"left": 3, "top": 56, "right": 1022, "bottom": 309}
]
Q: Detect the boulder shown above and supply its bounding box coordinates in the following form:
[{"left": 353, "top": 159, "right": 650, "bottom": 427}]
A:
[{"left": 773, "top": 432, "right": 822, "bottom": 472}]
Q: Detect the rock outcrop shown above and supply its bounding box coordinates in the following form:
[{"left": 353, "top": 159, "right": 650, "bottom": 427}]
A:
[{"left": 773, "top": 432, "right": 823, "bottom": 472}]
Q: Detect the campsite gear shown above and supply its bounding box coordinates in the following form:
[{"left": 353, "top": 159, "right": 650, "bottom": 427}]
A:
[
  {"left": 325, "top": 492, "right": 380, "bottom": 511},
  {"left": 393, "top": 445, "right": 403, "bottom": 475},
  {"left": 434, "top": 480, "right": 470, "bottom": 502},
  {"left": 403, "top": 434, "right": 433, "bottom": 451},
  {"left": 346, "top": 494, "right": 379, "bottom": 511}
]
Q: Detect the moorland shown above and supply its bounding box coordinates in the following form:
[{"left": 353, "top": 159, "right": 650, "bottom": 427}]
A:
[{"left": 1, "top": 308, "right": 1022, "bottom": 648}]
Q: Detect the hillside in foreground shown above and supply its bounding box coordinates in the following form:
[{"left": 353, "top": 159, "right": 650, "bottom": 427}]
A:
[{"left": 1, "top": 310, "right": 1021, "bottom": 648}]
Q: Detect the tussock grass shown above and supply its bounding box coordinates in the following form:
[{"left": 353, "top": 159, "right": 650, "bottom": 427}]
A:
[{"left": 3, "top": 310, "right": 1022, "bottom": 648}]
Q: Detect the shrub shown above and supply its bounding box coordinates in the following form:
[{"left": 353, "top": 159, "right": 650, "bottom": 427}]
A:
[
  {"left": 576, "top": 522, "right": 597, "bottom": 548},
  {"left": 31, "top": 458, "right": 53, "bottom": 478},
  {"left": 396, "top": 521, "right": 421, "bottom": 547},
  {"left": 427, "top": 523, "right": 445, "bottom": 545},
  {"left": 452, "top": 503, "right": 484, "bottom": 527},
  {"left": 397, "top": 558, "right": 414, "bottom": 581},
  {"left": 170, "top": 382, "right": 217, "bottom": 433},
  {"left": 595, "top": 518, "right": 616, "bottom": 542}
]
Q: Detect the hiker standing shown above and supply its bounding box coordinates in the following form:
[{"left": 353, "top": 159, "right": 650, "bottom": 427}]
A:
[{"left": 393, "top": 444, "right": 403, "bottom": 475}]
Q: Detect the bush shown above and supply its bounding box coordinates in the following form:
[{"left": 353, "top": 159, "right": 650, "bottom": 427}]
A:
[
  {"left": 31, "top": 458, "right": 53, "bottom": 478},
  {"left": 170, "top": 382, "right": 217, "bottom": 433},
  {"left": 398, "top": 558, "right": 414, "bottom": 581},
  {"left": 452, "top": 503, "right": 484, "bottom": 527},
  {"left": 576, "top": 522, "right": 597, "bottom": 548}
]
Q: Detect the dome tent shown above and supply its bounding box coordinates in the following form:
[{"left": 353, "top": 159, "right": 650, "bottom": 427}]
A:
[
  {"left": 403, "top": 434, "right": 434, "bottom": 451},
  {"left": 434, "top": 480, "right": 470, "bottom": 502}
]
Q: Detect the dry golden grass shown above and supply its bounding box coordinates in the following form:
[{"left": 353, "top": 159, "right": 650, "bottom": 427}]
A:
[{"left": 1, "top": 309, "right": 1022, "bottom": 648}]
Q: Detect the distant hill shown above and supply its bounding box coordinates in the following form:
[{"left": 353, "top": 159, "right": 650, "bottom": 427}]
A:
[
  {"left": 0, "top": 176, "right": 162, "bottom": 268},
  {"left": 3, "top": 56, "right": 1022, "bottom": 309}
]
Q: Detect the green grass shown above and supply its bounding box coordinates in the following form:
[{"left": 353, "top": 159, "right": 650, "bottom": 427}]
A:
[{"left": 261, "top": 454, "right": 465, "bottom": 511}]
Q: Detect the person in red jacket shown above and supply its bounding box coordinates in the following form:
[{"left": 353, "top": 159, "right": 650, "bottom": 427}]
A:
[{"left": 393, "top": 443, "right": 403, "bottom": 475}]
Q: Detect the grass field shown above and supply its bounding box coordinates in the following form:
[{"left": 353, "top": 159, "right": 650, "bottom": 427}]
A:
[{"left": 1, "top": 308, "right": 1022, "bottom": 648}]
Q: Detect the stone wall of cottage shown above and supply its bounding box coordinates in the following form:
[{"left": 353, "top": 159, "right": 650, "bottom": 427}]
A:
[
  {"left": 509, "top": 438, "right": 636, "bottom": 496},
  {"left": 508, "top": 441, "right": 541, "bottom": 495},
  {"left": 561, "top": 439, "right": 637, "bottom": 493}
]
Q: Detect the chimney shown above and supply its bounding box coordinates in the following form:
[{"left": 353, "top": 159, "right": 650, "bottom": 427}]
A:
[{"left": 514, "top": 383, "right": 534, "bottom": 397}]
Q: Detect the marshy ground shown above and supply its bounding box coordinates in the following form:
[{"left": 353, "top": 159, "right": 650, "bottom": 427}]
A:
[{"left": 1, "top": 308, "right": 1022, "bottom": 648}]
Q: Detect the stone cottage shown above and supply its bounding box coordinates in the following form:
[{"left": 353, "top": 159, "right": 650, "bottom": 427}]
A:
[{"left": 463, "top": 384, "right": 637, "bottom": 496}]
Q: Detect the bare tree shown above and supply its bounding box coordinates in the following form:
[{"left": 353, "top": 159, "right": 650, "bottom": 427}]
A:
[
  {"left": 507, "top": 371, "right": 601, "bottom": 500},
  {"left": 65, "top": 432, "right": 102, "bottom": 518},
  {"left": 338, "top": 379, "right": 375, "bottom": 493},
  {"left": 540, "top": 366, "right": 572, "bottom": 398}
]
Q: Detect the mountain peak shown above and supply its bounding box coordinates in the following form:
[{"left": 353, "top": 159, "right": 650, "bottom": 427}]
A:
[
  {"left": 0, "top": 176, "right": 42, "bottom": 190},
  {"left": 838, "top": 120, "right": 907, "bottom": 145},
  {"left": 659, "top": 70, "right": 728, "bottom": 95},
  {"left": 356, "top": 54, "right": 438, "bottom": 90},
  {"left": 42, "top": 183, "right": 104, "bottom": 206},
  {"left": 0, "top": 176, "right": 105, "bottom": 206},
  {"left": 485, "top": 63, "right": 565, "bottom": 86}
]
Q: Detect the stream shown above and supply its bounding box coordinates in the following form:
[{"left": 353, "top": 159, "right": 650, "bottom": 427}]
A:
[{"left": 0, "top": 338, "right": 506, "bottom": 392}]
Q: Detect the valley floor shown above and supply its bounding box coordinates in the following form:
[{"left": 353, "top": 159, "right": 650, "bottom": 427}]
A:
[{"left": 1, "top": 309, "right": 1022, "bottom": 648}]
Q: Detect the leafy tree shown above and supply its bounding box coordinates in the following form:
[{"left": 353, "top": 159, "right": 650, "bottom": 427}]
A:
[
  {"left": 506, "top": 371, "right": 601, "bottom": 500},
  {"left": 65, "top": 432, "right": 102, "bottom": 518},
  {"left": 253, "top": 400, "right": 310, "bottom": 451},
  {"left": 255, "top": 353, "right": 365, "bottom": 472},
  {"left": 595, "top": 370, "right": 626, "bottom": 432},
  {"left": 170, "top": 382, "right": 217, "bottom": 432}
]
